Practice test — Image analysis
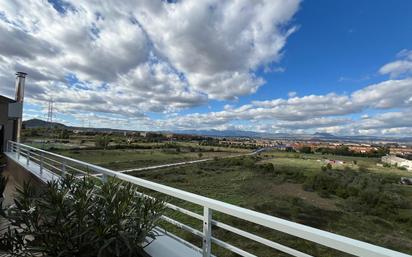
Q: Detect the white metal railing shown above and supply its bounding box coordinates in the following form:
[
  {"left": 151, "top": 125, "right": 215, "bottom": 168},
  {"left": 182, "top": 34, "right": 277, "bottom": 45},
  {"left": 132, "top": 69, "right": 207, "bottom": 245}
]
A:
[{"left": 5, "top": 141, "right": 412, "bottom": 257}]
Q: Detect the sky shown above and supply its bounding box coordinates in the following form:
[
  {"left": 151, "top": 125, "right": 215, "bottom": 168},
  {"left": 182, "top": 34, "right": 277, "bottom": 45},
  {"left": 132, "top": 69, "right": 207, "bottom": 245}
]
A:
[{"left": 0, "top": 0, "right": 412, "bottom": 136}]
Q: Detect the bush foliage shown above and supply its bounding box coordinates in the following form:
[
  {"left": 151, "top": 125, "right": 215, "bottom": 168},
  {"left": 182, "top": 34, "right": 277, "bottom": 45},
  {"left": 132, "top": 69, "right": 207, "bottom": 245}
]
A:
[
  {"left": 303, "top": 169, "right": 408, "bottom": 217},
  {"left": 0, "top": 176, "right": 165, "bottom": 257}
]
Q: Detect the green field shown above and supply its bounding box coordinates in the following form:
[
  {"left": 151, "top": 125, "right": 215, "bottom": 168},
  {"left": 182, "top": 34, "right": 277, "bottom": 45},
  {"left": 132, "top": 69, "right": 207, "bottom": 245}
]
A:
[
  {"left": 49, "top": 143, "right": 248, "bottom": 171},
  {"left": 126, "top": 151, "right": 412, "bottom": 257},
  {"left": 262, "top": 151, "right": 412, "bottom": 176},
  {"left": 24, "top": 139, "right": 412, "bottom": 256}
]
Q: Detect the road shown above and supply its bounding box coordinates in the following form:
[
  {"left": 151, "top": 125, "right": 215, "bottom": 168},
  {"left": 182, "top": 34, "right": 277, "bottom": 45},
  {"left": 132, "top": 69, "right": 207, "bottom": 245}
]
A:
[{"left": 119, "top": 149, "right": 263, "bottom": 173}]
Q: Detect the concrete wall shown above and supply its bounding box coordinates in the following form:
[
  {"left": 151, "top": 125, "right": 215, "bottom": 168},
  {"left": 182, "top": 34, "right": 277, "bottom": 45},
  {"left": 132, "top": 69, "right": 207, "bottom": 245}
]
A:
[
  {"left": 2, "top": 156, "right": 45, "bottom": 206},
  {"left": 4, "top": 120, "right": 15, "bottom": 148}
]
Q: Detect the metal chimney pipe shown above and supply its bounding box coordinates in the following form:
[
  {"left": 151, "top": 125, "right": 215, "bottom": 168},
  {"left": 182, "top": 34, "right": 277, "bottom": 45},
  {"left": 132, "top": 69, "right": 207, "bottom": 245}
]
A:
[{"left": 15, "top": 71, "right": 27, "bottom": 143}]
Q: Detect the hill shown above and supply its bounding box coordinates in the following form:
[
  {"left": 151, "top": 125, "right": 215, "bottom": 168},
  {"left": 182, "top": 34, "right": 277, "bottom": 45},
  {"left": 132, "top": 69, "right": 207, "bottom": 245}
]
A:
[{"left": 23, "top": 119, "right": 67, "bottom": 129}]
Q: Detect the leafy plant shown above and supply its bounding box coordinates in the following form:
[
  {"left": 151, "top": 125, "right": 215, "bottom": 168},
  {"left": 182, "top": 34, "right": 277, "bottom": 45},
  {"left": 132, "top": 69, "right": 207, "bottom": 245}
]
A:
[
  {"left": 0, "top": 175, "right": 8, "bottom": 197},
  {"left": 0, "top": 175, "right": 165, "bottom": 257},
  {"left": 0, "top": 174, "right": 8, "bottom": 209}
]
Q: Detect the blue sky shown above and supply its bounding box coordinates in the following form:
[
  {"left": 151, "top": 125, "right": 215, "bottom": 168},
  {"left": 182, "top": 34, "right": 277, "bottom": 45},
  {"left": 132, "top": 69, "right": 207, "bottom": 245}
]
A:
[
  {"left": 0, "top": 1, "right": 412, "bottom": 135},
  {"left": 249, "top": 0, "right": 412, "bottom": 99}
]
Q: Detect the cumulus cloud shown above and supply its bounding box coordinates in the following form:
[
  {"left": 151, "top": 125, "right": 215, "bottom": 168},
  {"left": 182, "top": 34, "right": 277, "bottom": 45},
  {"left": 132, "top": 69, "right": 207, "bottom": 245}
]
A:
[
  {"left": 351, "top": 78, "right": 412, "bottom": 109},
  {"left": 0, "top": 0, "right": 300, "bottom": 115},
  {"left": 355, "top": 111, "right": 412, "bottom": 130},
  {"left": 1, "top": 1, "right": 411, "bottom": 136},
  {"left": 379, "top": 49, "right": 412, "bottom": 78},
  {"left": 135, "top": 0, "right": 299, "bottom": 99},
  {"left": 153, "top": 78, "right": 412, "bottom": 134}
]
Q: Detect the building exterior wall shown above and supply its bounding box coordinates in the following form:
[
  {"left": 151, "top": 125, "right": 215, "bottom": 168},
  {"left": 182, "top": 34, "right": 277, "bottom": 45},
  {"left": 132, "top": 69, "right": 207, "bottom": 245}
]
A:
[
  {"left": 0, "top": 102, "right": 17, "bottom": 152},
  {"left": 382, "top": 155, "right": 412, "bottom": 171},
  {"left": 0, "top": 102, "right": 8, "bottom": 124},
  {"left": 4, "top": 120, "right": 15, "bottom": 150}
]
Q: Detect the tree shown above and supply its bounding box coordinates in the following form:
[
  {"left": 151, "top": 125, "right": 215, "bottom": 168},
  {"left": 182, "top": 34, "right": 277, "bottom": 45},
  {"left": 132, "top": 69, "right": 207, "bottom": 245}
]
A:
[
  {"left": 59, "top": 129, "right": 70, "bottom": 139},
  {"left": 95, "top": 135, "right": 111, "bottom": 149},
  {"left": 299, "top": 146, "right": 312, "bottom": 154}
]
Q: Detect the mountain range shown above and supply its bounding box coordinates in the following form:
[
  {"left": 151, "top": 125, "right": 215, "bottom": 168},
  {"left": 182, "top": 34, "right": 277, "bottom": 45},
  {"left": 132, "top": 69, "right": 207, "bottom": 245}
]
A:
[{"left": 23, "top": 119, "right": 412, "bottom": 143}]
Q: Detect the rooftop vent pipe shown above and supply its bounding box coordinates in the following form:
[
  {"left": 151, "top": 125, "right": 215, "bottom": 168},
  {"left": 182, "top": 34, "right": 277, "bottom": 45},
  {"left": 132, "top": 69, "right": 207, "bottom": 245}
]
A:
[{"left": 15, "top": 71, "right": 27, "bottom": 143}]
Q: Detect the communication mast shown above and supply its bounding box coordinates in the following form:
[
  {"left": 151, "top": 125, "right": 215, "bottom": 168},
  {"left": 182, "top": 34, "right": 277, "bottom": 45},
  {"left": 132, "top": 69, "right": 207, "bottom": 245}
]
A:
[{"left": 47, "top": 98, "right": 54, "bottom": 125}]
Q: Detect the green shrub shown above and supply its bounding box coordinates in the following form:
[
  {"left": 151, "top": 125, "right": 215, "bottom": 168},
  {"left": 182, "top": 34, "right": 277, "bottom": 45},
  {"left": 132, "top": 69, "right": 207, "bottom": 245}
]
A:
[
  {"left": 358, "top": 164, "right": 369, "bottom": 172},
  {"left": 254, "top": 196, "right": 342, "bottom": 229},
  {"left": 257, "top": 162, "right": 275, "bottom": 174},
  {"left": 305, "top": 168, "right": 407, "bottom": 219},
  {"left": 0, "top": 176, "right": 165, "bottom": 257},
  {"left": 272, "top": 165, "right": 306, "bottom": 183},
  {"left": 95, "top": 135, "right": 111, "bottom": 149}
]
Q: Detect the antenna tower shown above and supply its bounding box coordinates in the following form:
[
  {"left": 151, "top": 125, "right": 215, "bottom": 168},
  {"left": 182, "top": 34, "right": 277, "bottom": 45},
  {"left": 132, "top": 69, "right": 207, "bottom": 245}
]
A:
[{"left": 47, "top": 98, "right": 54, "bottom": 125}]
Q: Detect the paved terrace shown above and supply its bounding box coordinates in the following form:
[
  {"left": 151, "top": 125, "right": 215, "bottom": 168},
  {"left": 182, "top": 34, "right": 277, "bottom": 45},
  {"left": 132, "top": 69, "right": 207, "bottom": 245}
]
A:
[{"left": 3, "top": 141, "right": 412, "bottom": 257}]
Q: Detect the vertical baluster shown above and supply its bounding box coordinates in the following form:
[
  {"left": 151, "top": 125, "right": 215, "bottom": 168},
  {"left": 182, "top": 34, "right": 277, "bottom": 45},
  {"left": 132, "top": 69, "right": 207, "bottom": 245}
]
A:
[
  {"left": 40, "top": 152, "right": 44, "bottom": 175},
  {"left": 17, "top": 144, "right": 20, "bottom": 160},
  {"left": 62, "top": 160, "right": 66, "bottom": 177},
  {"left": 102, "top": 174, "right": 108, "bottom": 183},
  {"left": 202, "top": 207, "right": 212, "bottom": 257},
  {"left": 26, "top": 150, "right": 30, "bottom": 166}
]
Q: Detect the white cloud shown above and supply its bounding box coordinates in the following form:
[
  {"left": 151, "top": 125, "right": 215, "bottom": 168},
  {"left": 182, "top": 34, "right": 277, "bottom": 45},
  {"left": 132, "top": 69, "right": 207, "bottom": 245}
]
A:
[
  {"left": 288, "top": 91, "right": 297, "bottom": 97},
  {"left": 1, "top": 1, "right": 411, "bottom": 136},
  {"left": 355, "top": 111, "right": 412, "bottom": 130},
  {"left": 379, "top": 49, "right": 412, "bottom": 78},
  {"left": 152, "top": 78, "right": 412, "bottom": 134},
  {"left": 351, "top": 78, "right": 412, "bottom": 109},
  {"left": 135, "top": 0, "right": 299, "bottom": 99},
  {"left": 0, "top": 0, "right": 300, "bottom": 114}
]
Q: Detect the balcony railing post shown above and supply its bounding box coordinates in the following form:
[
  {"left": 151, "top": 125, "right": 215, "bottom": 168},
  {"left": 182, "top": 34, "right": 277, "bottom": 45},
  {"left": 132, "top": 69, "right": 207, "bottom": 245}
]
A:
[
  {"left": 26, "top": 150, "right": 30, "bottom": 166},
  {"left": 40, "top": 152, "right": 44, "bottom": 175},
  {"left": 17, "top": 144, "right": 20, "bottom": 160},
  {"left": 202, "top": 207, "right": 212, "bottom": 257},
  {"left": 62, "top": 160, "right": 66, "bottom": 177}
]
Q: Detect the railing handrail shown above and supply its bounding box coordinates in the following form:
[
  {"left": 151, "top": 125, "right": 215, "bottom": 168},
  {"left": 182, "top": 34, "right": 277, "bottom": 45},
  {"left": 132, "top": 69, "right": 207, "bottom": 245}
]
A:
[{"left": 7, "top": 141, "right": 411, "bottom": 257}]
